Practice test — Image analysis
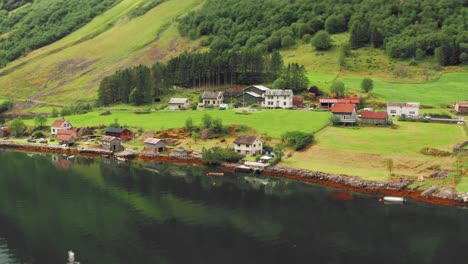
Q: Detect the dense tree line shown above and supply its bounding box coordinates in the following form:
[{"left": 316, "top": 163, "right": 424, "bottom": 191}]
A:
[
  {"left": 0, "top": 0, "right": 121, "bottom": 67},
  {"left": 0, "top": 0, "right": 32, "bottom": 11},
  {"left": 178, "top": 0, "right": 467, "bottom": 65},
  {"left": 98, "top": 49, "right": 308, "bottom": 106}
]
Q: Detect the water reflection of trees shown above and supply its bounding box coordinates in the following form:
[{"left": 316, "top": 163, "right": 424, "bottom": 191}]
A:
[{"left": 1, "top": 152, "right": 468, "bottom": 263}]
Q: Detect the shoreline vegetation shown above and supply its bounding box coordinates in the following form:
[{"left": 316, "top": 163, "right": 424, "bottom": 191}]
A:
[{"left": 1, "top": 141, "right": 467, "bottom": 208}]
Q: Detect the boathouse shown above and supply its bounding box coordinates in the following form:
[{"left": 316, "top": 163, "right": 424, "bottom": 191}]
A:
[
  {"left": 57, "top": 129, "right": 76, "bottom": 146},
  {"left": 360, "top": 111, "right": 388, "bottom": 125},
  {"left": 144, "top": 138, "right": 166, "bottom": 153},
  {"left": 0, "top": 127, "right": 10, "bottom": 138},
  {"left": 105, "top": 127, "right": 132, "bottom": 140},
  {"left": 102, "top": 136, "right": 121, "bottom": 152}
]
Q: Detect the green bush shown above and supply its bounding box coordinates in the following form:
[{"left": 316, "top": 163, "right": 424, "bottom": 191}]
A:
[
  {"left": 281, "top": 131, "right": 314, "bottom": 151},
  {"left": 201, "top": 147, "right": 243, "bottom": 166},
  {"left": 0, "top": 100, "right": 14, "bottom": 113},
  {"left": 32, "top": 131, "right": 45, "bottom": 138}
]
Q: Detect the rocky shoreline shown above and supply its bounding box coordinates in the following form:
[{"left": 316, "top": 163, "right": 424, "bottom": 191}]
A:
[{"left": 1, "top": 141, "right": 467, "bottom": 207}]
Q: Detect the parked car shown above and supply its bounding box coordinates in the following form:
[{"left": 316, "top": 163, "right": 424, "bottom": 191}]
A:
[
  {"left": 38, "top": 138, "right": 48, "bottom": 144},
  {"left": 27, "top": 138, "right": 36, "bottom": 143}
]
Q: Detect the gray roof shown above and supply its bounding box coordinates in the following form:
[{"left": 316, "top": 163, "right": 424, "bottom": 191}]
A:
[
  {"left": 265, "top": 89, "right": 293, "bottom": 96},
  {"left": 144, "top": 138, "right": 164, "bottom": 145},
  {"left": 238, "top": 92, "right": 262, "bottom": 98},
  {"left": 249, "top": 85, "right": 270, "bottom": 91},
  {"left": 201, "top": 91, "right": 223, "bottom": 99},
  {"left": 169, "top": 98, "right": 189, "bottom": 104},
  {"left": 234, "top": 135, "right": 261, "bottom": 145},
  {"left": 387, "top": 102, "right": 420, "bottom": 108},
  {"left": 105, "top": 127, "right": 129, "bottom": 133},
  {"left": 102, "top": 136, "right": 120, "bottom": 142}
]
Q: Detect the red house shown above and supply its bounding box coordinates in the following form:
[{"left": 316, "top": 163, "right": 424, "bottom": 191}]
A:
[
  {"left": 0, "top": 127, "right": 10, "bottom": 138},
  {"left": 360, "top": 111, "right": 388, "bottom": 125},
  {"left": 105, "top": 127, "right": 132, "bottom": 139},
  {"left": 293, "top": 96, "right": 304, "bottom": 107}
]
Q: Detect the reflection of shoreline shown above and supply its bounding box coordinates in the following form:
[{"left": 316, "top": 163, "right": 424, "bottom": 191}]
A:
[{"left": 0, "top": 142, "right": 466, "bottom": 207}]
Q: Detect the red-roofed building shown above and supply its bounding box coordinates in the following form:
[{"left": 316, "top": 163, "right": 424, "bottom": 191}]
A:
[
  {"left": 331, "top": 104, "right": 357, "bottom": 124},
  {"left": 0, "top": 127, "right": 10, "bottom": 138},
  {"left": 361, "top": 111, "right": 388, "bottom": 125},
  {"left": 57, "top": 129, "right": 76, "bottom": 146},
  {"left": 293, "top": 96, "right": 304, "bottom": 107},
  {"left": 320, "top": 98, "right": 361, "bottom": 109},
  {"left": 50, "top": 118, "right": 73, "bottom": 135}
]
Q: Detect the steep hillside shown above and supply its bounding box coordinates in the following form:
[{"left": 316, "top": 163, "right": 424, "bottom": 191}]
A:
[{"left": 0, "top": 0, "right": 203, "bottom": 103}]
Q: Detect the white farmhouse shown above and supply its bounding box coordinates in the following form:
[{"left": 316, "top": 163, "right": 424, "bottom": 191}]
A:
[
  {"left": 50, "top": 118, "right": 73, "bottom": 135},
  {"left": 263, "top": 89, "right": 294, "bottom": 108},
  {"left": 233, "top": 135, "right": 263, "bottom": 156},
  {"left": 387, "top": 102, "right": 420, "bottom": 117},
  {"left": 168, "top": 98, "right": 191, "bottom": 110},
  {"left": 201, "top": 91, "right": 224, "bottom": 106}
]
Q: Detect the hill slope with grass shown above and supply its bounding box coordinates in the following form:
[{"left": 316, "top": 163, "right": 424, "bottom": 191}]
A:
[{"left": 0, "top": 0, "right": 203, "bottom": 103}]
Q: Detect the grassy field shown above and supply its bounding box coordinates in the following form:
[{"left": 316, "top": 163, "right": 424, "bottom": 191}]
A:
[
  {"left": 283, "top": 121, "right": 466, "bottom": 181},
  {"left": 0, "top": 0, "right": 203, "bottom": 103},
  {"left": 25, "top": 109, "right": 331, "bottom": 138}
]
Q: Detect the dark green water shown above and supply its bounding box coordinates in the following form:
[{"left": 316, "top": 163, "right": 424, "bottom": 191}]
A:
[{"left": 0, "top": 150, "right": 468, "bottom": 264}]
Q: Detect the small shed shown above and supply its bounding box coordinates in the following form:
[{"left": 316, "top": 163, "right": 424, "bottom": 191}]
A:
[
  {"left": 171, "top": 147, "right": 188, "bottom": 157},
  {"left": 0, "top": 127, "right": 10, "bottom": 138},
  {"left": 168, "top": 98, "right": 190, "bottom": 110},
  {"left": 105, "top": 127, "right": 132, "bottom": 139},
  {"left": 360, "top": 111, "right": 388, "bottom": 125},
  {"left": 102, "top": 136, "right": 121, "bottom": 152},
  {"left": 455, "top": 101, "right": 468, "bottom": 115},
  {"left": 57, "top": 131, "right": 75, "bottom": 146},
  {"left": 144, "top": 138, "right": 166, "bottom": 153},
  {"left": 293, "top": 96, "right": 304, "bottom": 107}
]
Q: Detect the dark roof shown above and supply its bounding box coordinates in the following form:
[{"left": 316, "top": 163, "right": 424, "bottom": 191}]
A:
[
  {"left": 387, "top": 102, "right": 420, "bottom": 108},
  {"left": 201, "top": 91, "right": 223, "bottom": 99},
  {"left": 234, "top": 135, "right": 261, "bottom": 145},
  {"left": 331, "top": 104, "right": 356, "bottom": 114},
  {"left": 320, "top": 98, "right": 361, "bottom": 104},
  {"left": 223, "top": 91, "right": 244, "bottom": 97},
  {"left": 361, "top": 111, "right": 388, "bottom": 119},
  {"left": 105, "top": 127, "right": 129, "bottom": 134}
]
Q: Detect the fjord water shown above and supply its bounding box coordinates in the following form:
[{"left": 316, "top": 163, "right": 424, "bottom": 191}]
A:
[{"left": 1, "top": 151, "right": 468, "bottom": 264}]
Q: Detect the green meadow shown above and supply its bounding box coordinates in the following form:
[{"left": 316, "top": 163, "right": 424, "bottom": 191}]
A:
[
  {"left": 283, "top": 121, "right": 466, "bottom": 181},
  {"left": 26, "top": 109, "right": 331, "bottom": 138}
]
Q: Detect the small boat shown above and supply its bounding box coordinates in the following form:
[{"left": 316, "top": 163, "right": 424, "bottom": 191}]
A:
[
  {"left": 116, "top": 157, "right": 127, "bottom": 162},
  {"left": 206, "top": 172, "right": 224, "bottom": 176},
  {"left": 382, "top": 196, "right": 406, "bottom": 204},
  {"left": 67, "top": 155, "right": 75, "bottom": 159}
]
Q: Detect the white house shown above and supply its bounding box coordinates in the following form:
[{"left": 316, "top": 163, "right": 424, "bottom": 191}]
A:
[
  {"left": 233, "top": 135, "right": 263, "bottom": 156},
  {"left": 331, "top": 103, "right": 357, "bottom": 124},
  {"left": 387, "top": 102, "right": 420, "bottom": 117},
  {"left": 168, "top": 98, "right": 191, "bottom": 110},
  {"left": 50, "top": 119, "right": 73, "bottom": 135},
  {"left": 263, "top": 89, "right": 294, "bottom": 108},
  {"left": 201, "top": 91, "right": 224, "bottom": 106}
]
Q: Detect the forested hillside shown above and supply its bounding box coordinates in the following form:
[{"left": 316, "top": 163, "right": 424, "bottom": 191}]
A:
[
  {"left": 0, "top": 0, "right": 121, "bottom": 67},
  {"left": 179, "top": 0, "right": 468, "bottom": 65}
]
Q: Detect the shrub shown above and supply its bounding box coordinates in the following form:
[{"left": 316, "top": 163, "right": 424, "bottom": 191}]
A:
[
  {"left": 312, "top": 30, "right": 332, "bottom": 51},
  {"left": 205, "top": 104, "right": 214, "bottom": 109},
  {"left": 32, "top": 131, "right": 45, "bottom": 138},
  {"left": 281, "top": 131, "right": 314, "bottom": 151},
  {"left": 191, "top": 102, "right": 198, "bottom": 110},
  {"left": 0, "top": 100, "right": 14, "bottom": 113},
  {"left": 202, "top": 147, "right": 243, "bottom": 166}
]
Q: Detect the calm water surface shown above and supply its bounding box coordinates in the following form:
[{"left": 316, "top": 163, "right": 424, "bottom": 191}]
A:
[{"left": 0, "top": 150, "right": 467, "bottom": 264}]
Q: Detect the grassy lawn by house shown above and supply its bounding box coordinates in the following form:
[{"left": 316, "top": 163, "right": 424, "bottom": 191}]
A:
[
  {"left": 283, "top": 121, "right": 466, "bottom": 182},
  {"left": 25, "top": 109, "right": 331, "bottom": 139}
]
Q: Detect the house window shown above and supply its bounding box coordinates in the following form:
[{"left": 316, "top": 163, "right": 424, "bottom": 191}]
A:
[
  {"left": 284, "top": 96, "right": 286, "bottom": 99},
  {"left": 283, "top": 102, "right": 286, "bottom": 106},
  {"left": 237, "top": 144, "right": 240, "bottom": 147},
  {"left": 237, "top": 150, "right": 241, "bottom": 153},
  {"left": 409, "top": 111, "right": 415, "bottom": 115},
  {"left": 390, "top": 110, "right": 396, "bottom": 114},
  {"left": 246, "top": 144, "right": 250, "bottom": 147},
  {"left": 212, "top": 100, "right": 215, "bottom": 104},
  {"left": 53, "top": 129, "right": 56, "bottom": 133},
  {"left": 253, "top": 144, "right": 256, "bottom": 147}
]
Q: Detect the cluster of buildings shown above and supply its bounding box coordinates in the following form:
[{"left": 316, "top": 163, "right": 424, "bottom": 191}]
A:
[
  {"left": 327, "top": 99, "right": 422, "bottom": 125},
  {"left": 168, "top": 85, "right": 304, "bottom": 110}
]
